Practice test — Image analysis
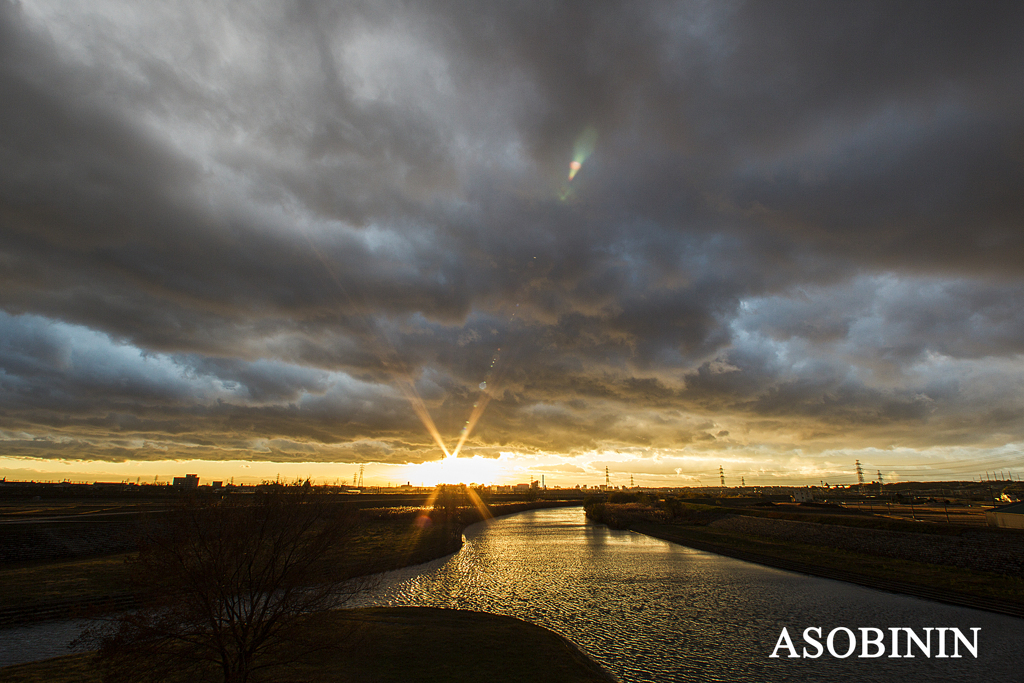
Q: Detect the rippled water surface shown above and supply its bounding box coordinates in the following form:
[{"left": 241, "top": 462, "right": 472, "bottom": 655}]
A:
[{"left": 363, "top": 507, "right": 1024, "bottom": 683}]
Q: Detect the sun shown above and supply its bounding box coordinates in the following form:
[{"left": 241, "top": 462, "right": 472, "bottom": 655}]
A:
[
  {"left": 434, "top": 455, "right": 501, "bottom": 486},
  {"left": 402, "top": 453, "right": 509, "bottom": 487}
]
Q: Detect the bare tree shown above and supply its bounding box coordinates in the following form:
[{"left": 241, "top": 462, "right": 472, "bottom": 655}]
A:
[{"left": 88, "top": 490, "right": 371, "bottom": 683}]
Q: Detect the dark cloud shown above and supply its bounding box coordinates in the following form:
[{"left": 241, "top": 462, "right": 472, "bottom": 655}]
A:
[{"left": 2, "top": 1, "right": 1023, "bottom": 473}]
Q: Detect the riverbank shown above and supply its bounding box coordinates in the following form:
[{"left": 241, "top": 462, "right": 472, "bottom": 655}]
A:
[
  {"left": 0, "top": 607, "right": 616, "bottom": 683},
  {"left": 0, "top": 499, "right": 579, "bottom": 626},
  {"left": 586, "top": 501, "right": 1024, "bottom": 619}
]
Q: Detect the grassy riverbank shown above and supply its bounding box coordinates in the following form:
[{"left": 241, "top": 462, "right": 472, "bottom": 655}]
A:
[
  {"left": 0, "top": 518, "right": 454, "bottom": 617},
  {"left": 0, "top": 607, "right": 615, "bottom": 683},
  {"left": 0, "top": 500, "right": 576, "bottom": 621},
  {"left": 586, "top": 500, "right": 1024, "bottom": 617}
]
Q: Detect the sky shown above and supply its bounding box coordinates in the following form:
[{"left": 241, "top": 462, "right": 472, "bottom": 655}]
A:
[{"left": 1, "top": 1, "right": 1023, "bottom": 487}]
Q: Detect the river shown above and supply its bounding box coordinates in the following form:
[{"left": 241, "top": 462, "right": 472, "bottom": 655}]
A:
[
  {"left": 2, "top": 507, "right": 1022, "bottom": 681},
  {"left": 364, "top": 507, "right": 1023, "bottom": 682}
]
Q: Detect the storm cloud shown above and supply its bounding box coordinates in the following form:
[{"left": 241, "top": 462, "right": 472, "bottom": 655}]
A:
[{"left": 2, "top": 0, "right": 1023, "bottom": 482}]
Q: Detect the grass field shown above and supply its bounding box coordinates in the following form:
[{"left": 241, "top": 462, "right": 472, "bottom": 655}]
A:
[
  {"left": 0, "top": 607, "right": 614, "bottom": 683},
  {"left": 631, "top": 522, "right": 1024, "bottom": 606},
  {"left": 0, "top": 501, "right": 577, "bottom": 618},
  {"left": 0, "top": 515, "right": 456, "bottom": 614},
  {"left": 0, "top": 554, "right": 131, "bottom": 610}
]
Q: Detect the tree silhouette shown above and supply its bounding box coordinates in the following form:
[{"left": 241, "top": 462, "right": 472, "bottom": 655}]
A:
[
  {"left": 89, "top": 490, "right": 370, "bottom": 683},
  {"left": 432, "top": 484, "right": 469, "bottom": 523}
]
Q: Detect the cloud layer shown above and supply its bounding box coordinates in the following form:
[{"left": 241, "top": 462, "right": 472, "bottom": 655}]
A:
[{"left": 2, "top": 1, "right": 1023, "bottom": 481}]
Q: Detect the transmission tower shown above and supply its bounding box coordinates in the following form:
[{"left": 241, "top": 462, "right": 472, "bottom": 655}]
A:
[
  {"left": 357, "top": 464, "right": 364, "bottom": 488},
  {"left": 741, "top": 476, "right": 745, "bottom": 487},
  {"left": 877, "top": 470, "right": 883, "bottom": 484},
  {"left": 719, "top": 466, "right": 725, "bottom": 487},
  {"left": 630, "top": 474, "right": 634, "bottom": 488},
  {"left": 856, "top": 460, "right": 864, "bottom": 485},
  {"left": 605, "top": 466, "right": 610, "bottom": 486}
]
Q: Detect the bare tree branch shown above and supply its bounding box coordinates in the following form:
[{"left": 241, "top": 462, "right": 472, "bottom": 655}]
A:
[{"left": 84, "top": 489, "right": 373, "bottom": 683}]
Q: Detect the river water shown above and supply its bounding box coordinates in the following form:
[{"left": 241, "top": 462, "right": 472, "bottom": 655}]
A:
[
  {"left": 363, "top": 507, "right": 1023, "bottom": 683},
  {"left": 2, "top": 507, "right": 1022, "bottom": 681}
]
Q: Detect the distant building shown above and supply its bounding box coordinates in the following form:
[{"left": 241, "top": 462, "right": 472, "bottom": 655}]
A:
[
  {"left": 172, "top": 474, "right": 199, "bottom": 489},
  {"left": 791, "top": 488, "right": 814, "bottom": 503},
  {"left": 986, "top": 501, "right": 1024, "bottom": 529}
]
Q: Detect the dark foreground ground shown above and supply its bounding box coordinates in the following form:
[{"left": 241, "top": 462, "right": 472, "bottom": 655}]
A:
[{"left": 0, "top": 607, "right": 616, "bottom": 683}]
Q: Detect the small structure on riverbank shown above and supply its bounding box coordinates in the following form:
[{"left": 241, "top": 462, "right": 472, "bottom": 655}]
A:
[
  {"left": 986, "top": 501, "right": 1024, "bottom": 529},
  {"left": 791, "top": 488, "right": 814, "bottom": 503}
]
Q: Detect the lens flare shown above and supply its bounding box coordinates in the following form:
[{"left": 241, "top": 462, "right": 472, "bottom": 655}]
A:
[
  {"left": 567, "top": 126, "right": 598, "bottom": 181},
  {"left": 574, "top": 126, "right": 598, "bottom": 162}
]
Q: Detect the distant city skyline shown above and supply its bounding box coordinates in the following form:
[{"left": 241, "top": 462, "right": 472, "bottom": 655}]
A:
[{"left": 1, "top": 455, "right": 1018, "bottom": 490}]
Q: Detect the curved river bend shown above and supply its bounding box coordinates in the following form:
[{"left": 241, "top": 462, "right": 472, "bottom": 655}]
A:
[
  {"left": 2, "top": 507, "right": 1021, "bottom": 681},
  {"left": 363, "top": 507, "right": 1023, "bottom": 683}
]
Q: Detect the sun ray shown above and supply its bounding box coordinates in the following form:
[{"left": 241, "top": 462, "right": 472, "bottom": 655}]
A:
[
  {"left": 450, "top": 393, "right": 492, "bottom": 459},
  {"left": 291, "top": 227, "right": 453, "bottom": 461},
  {"left": 393, "top": 376, "right": 452, "bottom": 458},
  {"left": 464, "top": 485, "right": 492, "bottom": 521}
]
